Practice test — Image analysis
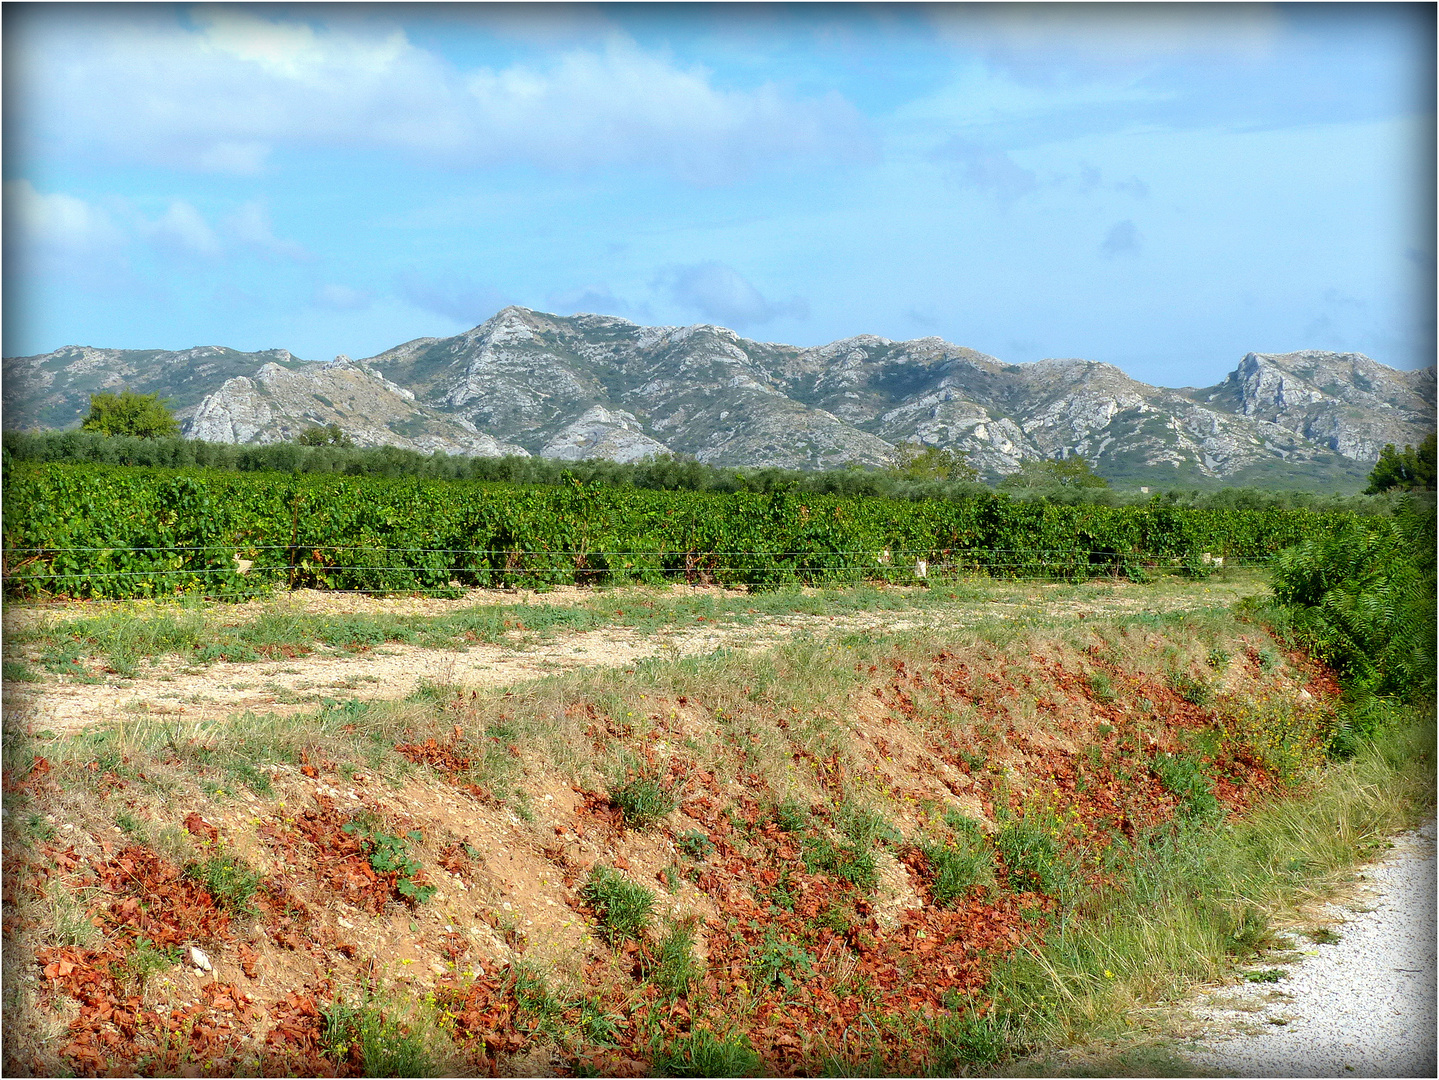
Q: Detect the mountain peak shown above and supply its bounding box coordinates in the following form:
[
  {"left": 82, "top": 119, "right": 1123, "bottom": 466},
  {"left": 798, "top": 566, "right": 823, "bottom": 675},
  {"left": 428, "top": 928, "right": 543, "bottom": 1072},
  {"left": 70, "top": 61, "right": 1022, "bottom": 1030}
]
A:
[{"left": 4, "top": 316, "right": 1433, "bottom": 486}]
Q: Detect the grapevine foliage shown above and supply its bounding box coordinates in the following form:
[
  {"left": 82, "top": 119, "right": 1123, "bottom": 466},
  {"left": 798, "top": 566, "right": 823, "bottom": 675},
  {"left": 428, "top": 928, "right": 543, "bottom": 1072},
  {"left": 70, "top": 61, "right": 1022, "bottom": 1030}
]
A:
[{"left": 2, "top": 461, "right": 1362, "bottom": 599}]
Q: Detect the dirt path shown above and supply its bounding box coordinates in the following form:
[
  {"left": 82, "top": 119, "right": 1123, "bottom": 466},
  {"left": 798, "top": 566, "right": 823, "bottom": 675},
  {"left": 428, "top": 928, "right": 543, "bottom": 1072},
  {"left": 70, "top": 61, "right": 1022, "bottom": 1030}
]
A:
[
  {"left": 2, "top": 578, "right": 1262, "bottom": 736},
  {"left": 1182, "top": 820, "right": 1438, "bottom": 1076},
  {"left": 3, "top": 611, "right": 924, "bottom": 734}
]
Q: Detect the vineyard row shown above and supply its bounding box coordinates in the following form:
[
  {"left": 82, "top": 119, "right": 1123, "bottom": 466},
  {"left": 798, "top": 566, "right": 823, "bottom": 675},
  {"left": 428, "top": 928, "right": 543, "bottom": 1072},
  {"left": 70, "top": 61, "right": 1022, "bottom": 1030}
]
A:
[{"left": 2, "top": 462, "right": 1365, "bottom": 598}]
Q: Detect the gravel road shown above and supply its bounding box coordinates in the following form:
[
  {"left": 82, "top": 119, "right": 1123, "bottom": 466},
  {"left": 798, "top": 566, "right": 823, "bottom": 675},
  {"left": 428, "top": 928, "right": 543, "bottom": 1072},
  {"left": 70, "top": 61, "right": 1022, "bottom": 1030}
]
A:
[{"left": 1185, "top": 819, "right": 1437, "bottom": 1077}]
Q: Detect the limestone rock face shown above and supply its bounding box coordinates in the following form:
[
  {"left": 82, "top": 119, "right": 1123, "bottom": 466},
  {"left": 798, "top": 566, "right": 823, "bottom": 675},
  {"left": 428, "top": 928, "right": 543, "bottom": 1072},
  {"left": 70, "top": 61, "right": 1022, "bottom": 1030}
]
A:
[
  {"left": 1200, "top": 351, "right": 1437, "bottom": 461},
  {"left": 6, "top": 308, "right": 1433, "bottom": 483},
  {"left": 541, "top": 406, "right": 673, "bottom": 463},
  {"left": 182, "top": 361, "right": 528, "bottom": 457}
]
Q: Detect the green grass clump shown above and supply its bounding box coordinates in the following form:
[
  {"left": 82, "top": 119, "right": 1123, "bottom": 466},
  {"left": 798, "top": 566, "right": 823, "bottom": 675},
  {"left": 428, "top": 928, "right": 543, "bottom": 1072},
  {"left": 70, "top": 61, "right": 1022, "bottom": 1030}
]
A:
[
  {"left": 1152, "top": 751, "right": 1221, "bottom": 822},
  {"left": 836, "top": 800, "right": 901, "bottom": 846},
  {"left": 930, "top": 1011, "right": 1014, "bottom": 1070},
  {"left": 994, "top": 815, "right": 1068, "bottom": 895},
  {"left": 581, "top": 865, "right": 655, "bottom": 946},
  {"left": 654, "top": 1028, "right": 762, "bottom": 1077},
  {"left": 1169, "top": 670, "right": 1213, "bottom": 707},
  {"left": 919, "top": 834, "right": 994, "bottom": 907},
  {"left": 801, "top": 834, "right": 878, "bottom": 891},
  {"left": 772, "top": 797, "right": 810, "bottom": 833},
  {"left": 648, "top": 921, "right": 702, "bottom": 998},
  {"left": 322, "top": 992, "right": 439, "bottom": 1077},
  {"left": 1085, "top": 671, "right": 1116, "bottom": 704},
  {"left": 124, "top": 937, "right": 181, "bottom": 988},
  {"left": 184, "top": 850, "right": 264, "bottom": 915},
  {"left": 609, "top": 776, "right": 678, "bottom": 829}
]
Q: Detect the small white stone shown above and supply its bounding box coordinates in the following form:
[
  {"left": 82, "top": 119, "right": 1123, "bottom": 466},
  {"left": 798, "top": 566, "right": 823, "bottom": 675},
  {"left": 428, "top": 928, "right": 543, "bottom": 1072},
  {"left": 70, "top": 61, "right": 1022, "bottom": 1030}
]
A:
[{"left": 188, "top": 946, "right": 213, "bottom": 972}]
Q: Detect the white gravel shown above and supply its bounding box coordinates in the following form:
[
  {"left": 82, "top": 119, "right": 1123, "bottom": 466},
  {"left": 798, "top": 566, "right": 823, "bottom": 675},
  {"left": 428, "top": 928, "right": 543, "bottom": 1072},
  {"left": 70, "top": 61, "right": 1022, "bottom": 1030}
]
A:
[{"left": 1185, "top": 819, "right": 1437, "bottom": 1077}]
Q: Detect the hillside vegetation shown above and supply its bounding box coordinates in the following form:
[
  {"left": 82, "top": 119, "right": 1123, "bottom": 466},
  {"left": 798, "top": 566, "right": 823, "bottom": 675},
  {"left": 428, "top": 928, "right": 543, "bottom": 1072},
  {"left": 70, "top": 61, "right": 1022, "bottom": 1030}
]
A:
[
  {"left": 0, "top": 429, "right": 1407, "bottom": 510},
  {"left": 2, "top": 552, "right": 1432, "bottom": 1076}
]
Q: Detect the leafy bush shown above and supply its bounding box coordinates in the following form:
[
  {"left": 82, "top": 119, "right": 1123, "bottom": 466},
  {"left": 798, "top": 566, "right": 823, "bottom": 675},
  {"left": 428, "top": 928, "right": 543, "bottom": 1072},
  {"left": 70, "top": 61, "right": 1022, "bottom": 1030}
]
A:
[
  {"left": 1269, "top": 502, "right": 1437, "bottom": 700},
  {"left": 675, "top": 829, "right": 715, "bottom": 859},
  {"left": 609, "top": 776, "right": 678, "bottom": 829},
  {"left": 1364, "top": 433, "right": 1436, "bottom": 493},
  {"left": 749, "top": 927, "right": 815, "bottom": 992},
  {"left": 80, "top": 391, "right": 179, "bottom": 439},
  {"left": 296, "top": 423, "right": 354, "bottom": 448},
  {"left": 581, "top": 865, "right": 655, "bottom": 946}
]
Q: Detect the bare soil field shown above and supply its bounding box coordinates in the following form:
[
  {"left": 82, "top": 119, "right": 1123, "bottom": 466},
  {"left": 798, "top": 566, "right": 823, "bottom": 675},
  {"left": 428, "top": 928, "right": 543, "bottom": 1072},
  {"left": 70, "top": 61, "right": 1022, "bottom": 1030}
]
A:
[{"left": 2, "top": 577, "right": 1263, "bottom": 736}]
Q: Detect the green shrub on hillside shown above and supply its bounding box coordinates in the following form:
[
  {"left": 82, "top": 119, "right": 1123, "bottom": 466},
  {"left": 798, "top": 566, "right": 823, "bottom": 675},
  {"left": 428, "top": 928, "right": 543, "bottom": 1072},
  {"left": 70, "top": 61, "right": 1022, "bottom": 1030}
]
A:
[{"left": 1269, "top": 498, "right": 1436, "bottom": 699}]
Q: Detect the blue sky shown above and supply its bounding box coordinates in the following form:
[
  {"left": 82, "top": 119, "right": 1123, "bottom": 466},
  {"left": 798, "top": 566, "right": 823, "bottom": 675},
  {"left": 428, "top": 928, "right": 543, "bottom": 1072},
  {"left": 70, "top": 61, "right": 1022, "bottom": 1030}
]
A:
[{"left": 4, "top": 2, "right": 1433, "bottom": 387}]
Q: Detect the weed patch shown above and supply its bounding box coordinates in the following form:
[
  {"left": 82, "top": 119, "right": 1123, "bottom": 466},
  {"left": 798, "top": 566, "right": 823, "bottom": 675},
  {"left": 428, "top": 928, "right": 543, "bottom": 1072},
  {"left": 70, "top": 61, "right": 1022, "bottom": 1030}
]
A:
[
  {"left": 342, "top": 820, "right": 435, "bottom": 904},
  {"left": 655, "top": 1028, "right": 762, "bottom": 1077},
  {"left": 184, "top": 850, "right": 264, "bottom": 915},
  {"left": 918, "top": 835, "right": 995, "bottom": 907},
  {"left": 609, "top": 775, "right": 678, "bottom": 829},
  {"left": 581, "top": 865, "right": 655, "bottom": 946}
]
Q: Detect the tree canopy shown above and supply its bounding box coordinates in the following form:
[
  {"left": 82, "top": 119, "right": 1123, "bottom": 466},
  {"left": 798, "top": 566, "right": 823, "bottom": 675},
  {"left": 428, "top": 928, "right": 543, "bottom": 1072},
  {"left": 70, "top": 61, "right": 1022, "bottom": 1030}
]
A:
[
  {"left": 80, "top": 390, "right": 180, "bottom": 439},
  {"left": 1364, "top": 433, "right": 1437, "bottom": 493},
  {"left": 295, "top": 423, "right": 355, "bottom": 448},
  {"left": 999, "top": 455, "right": 1110, "bottom": 490},
  {"left": 886, "top": 442, "right": 979, "bottom": 482}
]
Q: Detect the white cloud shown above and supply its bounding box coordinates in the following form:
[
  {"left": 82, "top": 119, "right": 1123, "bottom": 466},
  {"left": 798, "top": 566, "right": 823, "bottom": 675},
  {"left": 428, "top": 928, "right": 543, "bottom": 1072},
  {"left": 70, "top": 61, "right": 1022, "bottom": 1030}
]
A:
[
  {"left": 930, "top": 5, "right": 1283, "bottom": 71},
  {"left": 224, "top": 202, "right": 309, "bottom": 261},
  {"left": 2, "top": 181, "right": 307, "bottom": 270},
  {"left": 549, "top": 285, "right": 644, "bottom": 319},
  {"left": 396, "top": 272, "right": 508, "bottom": 326},
  {"left": 659, "top": 263, "right": 808, "bottom": 328},
  {"left": 933, "top": 139, "right": 1039, "bottom": 203},
  {"left": 15, "top": 10, "right": 873, "bottom": 184},
  {"left": 1101, "top": 220, "right": 1142, "bottom": 259},
  {"left": 313, "top": 283, "right": 373, "bottom": 311},
  {"left": 140, "top": 201, "right": 224, "bottom": 259},
  {"left": 4, "top": 180, "right": 124, "bottom": 256}
]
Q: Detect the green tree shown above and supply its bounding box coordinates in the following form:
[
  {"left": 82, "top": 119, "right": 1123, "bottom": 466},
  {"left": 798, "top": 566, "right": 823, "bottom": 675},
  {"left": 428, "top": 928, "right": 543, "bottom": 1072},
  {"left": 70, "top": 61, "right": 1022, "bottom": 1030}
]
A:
[
  {"left": 887, "top": 441, "right": 979, "bottom": 482},
  {"left": 1364, "top": 433, "right": 1437, "bottom": 493},
  {"left": 295, "top": 423, "right": 355, "bottom": 448},
  {"left": 80, "top": 390, "right": 180, "bottom": 438},
  {"left": 999, "top": 455, "right": 1109, "bottom": 490}
]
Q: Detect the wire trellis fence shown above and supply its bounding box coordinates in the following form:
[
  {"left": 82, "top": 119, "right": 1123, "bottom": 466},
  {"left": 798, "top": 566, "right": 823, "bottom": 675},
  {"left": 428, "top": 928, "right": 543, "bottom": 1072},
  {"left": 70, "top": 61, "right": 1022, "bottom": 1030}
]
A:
[{"left": 2, "top": 542, "right": 1257, "bottom": 600}]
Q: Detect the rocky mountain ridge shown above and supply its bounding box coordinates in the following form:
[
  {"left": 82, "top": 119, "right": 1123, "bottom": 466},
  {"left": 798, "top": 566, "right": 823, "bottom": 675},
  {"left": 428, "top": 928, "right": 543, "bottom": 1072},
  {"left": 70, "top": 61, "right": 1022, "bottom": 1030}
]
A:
[{"left": 5, "top": 307, "right": 1433, "bottom": 487}]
